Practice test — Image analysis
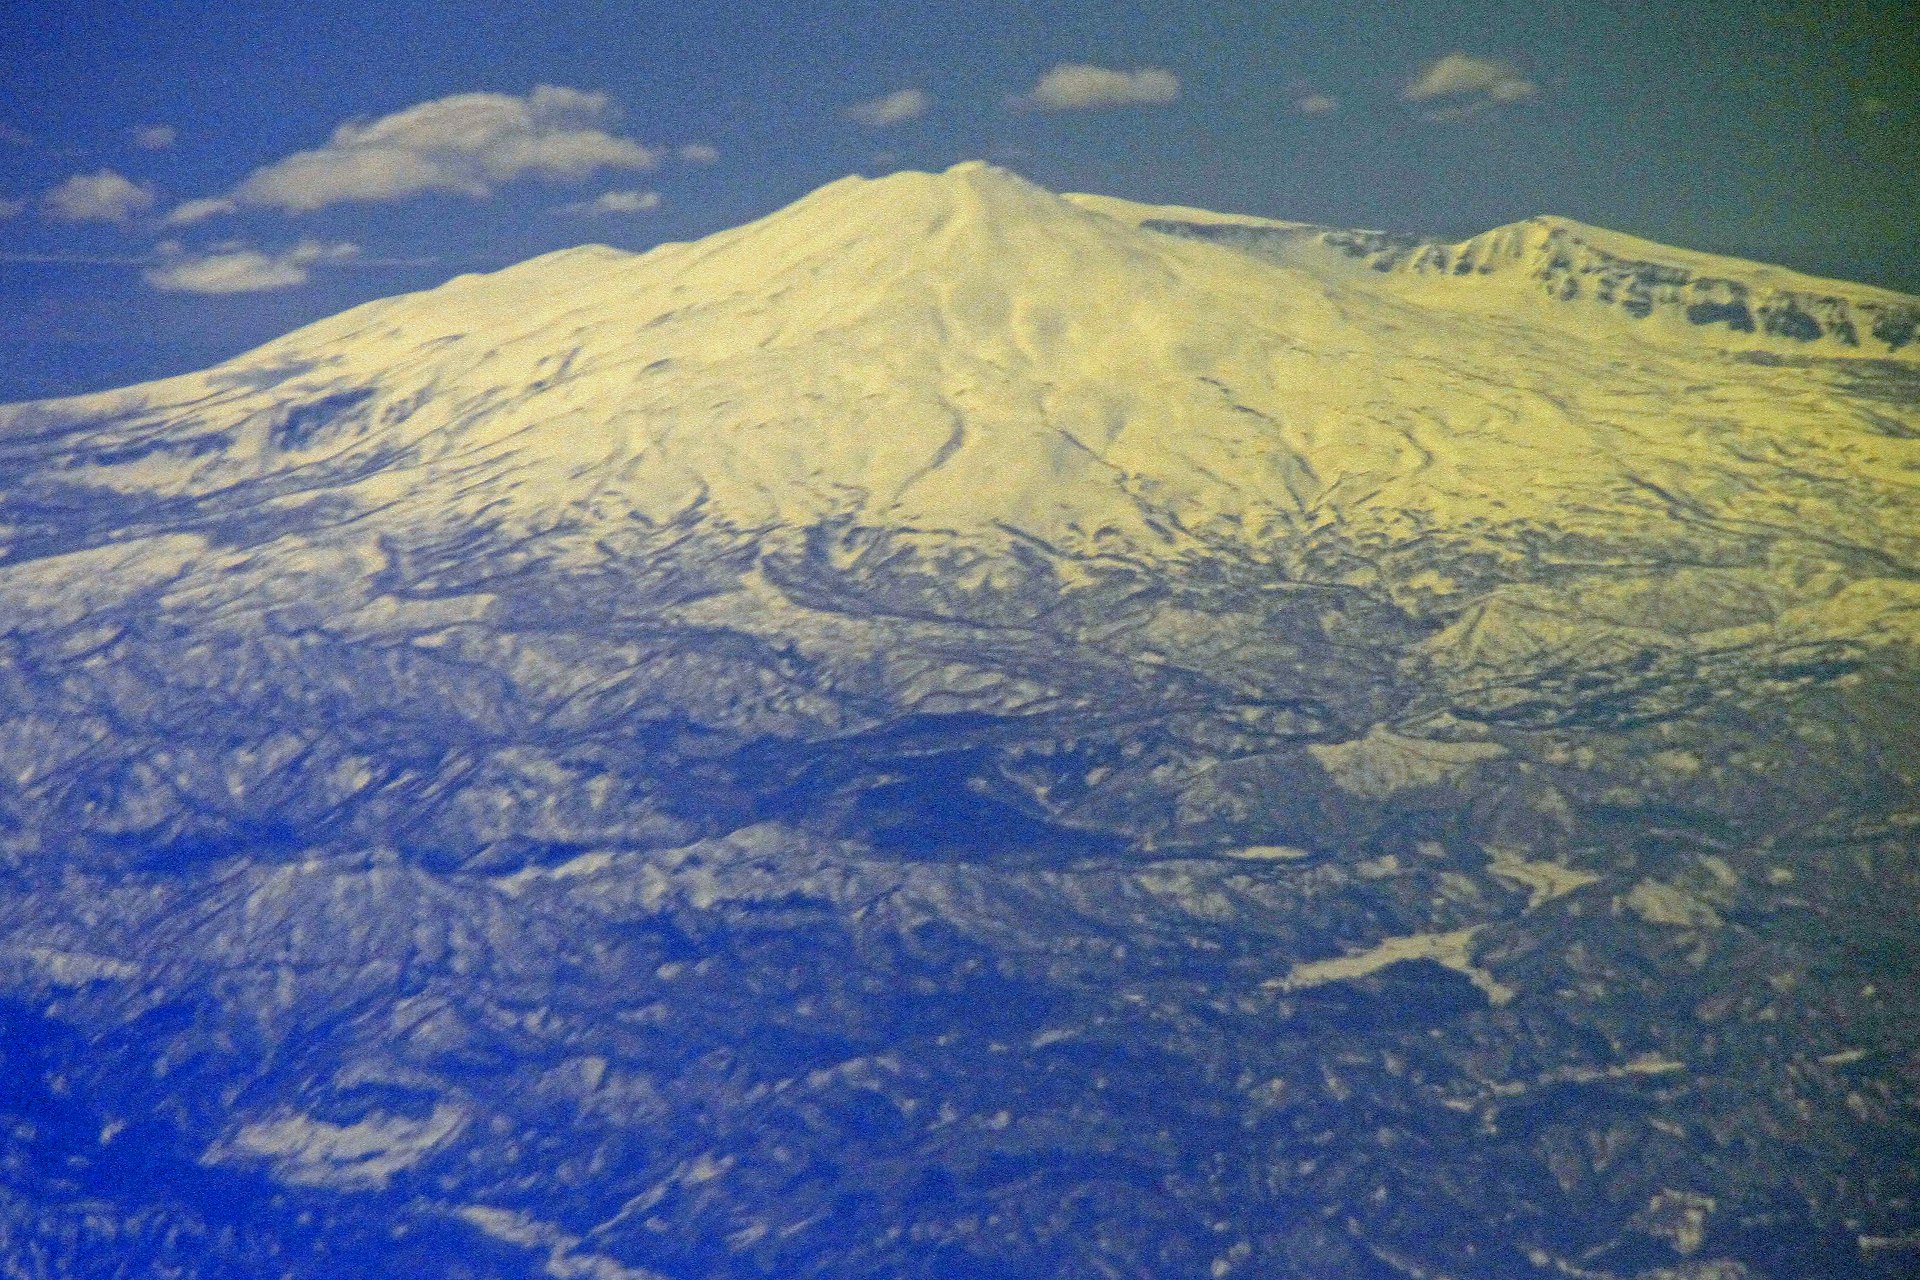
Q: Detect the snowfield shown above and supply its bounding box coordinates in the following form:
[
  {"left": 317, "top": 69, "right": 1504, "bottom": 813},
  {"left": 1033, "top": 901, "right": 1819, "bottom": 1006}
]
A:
[{"left": 0, "top": 162, "right": 1916, "bottom": 1279}]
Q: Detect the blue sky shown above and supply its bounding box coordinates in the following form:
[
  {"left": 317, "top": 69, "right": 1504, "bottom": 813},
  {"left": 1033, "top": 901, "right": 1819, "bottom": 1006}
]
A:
[{"left": 2, "top": 0, "right": 1914, "bottom": 400}]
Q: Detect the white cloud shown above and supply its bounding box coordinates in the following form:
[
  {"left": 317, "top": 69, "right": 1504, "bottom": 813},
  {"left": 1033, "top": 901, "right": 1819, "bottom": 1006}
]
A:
[
  {"left": 176, "top": 86, "right": 662, "bottom": 218},
  {"left": 134, "top": 124, "right": 177, "bottom": 150},
  {"left": 677, "top": 142, "right": 720, "bottom": 164},
  {"left": 1012, "top": 64, "right": 1180, "bottom": 111},
  {"left": 1293, "top": 92, "right": 1339, "bottom": 116},
  {"left": 1402, "top": 53, "right": 1537, "bottom": 118},
  {"left": 843, "top": 88, "right": 930, "bottom": 127},
  {"left": 164, "top": 196, "right": 238, "bottom": 226},
  {"left": 0, "top": 197, "right": 23, "bottom": 219},
  {"left": 559, "top": 189, "right": 662, "bottom": 216},
  {"left": 143, "top": 239, "right": 361, "bottom": 293},
  {"left": 44, "top": 170, "right": 157, "bottom": 224}
]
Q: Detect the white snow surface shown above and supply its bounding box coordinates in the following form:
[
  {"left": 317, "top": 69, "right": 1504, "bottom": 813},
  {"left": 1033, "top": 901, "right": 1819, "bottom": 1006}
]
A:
[{"left": 3, "top": 161, "right": 1916, "bottom": 576}]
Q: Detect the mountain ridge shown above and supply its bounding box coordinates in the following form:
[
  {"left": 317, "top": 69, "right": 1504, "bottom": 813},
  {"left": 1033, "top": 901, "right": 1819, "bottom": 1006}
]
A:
[
  {"left": 4, "top": 162, "right": 1915, "bottom": 585},
  {"left": 1088, "top": 191, "right": 1920, "bottom": 357},
  {"left": 0, "top": 161, "right": 1916, "bottom": 1280}
]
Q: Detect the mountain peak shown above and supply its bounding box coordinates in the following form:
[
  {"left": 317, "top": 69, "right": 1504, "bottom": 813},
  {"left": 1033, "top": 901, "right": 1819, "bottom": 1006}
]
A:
[
  {"left": 1099, "top": 199, "right": 1917, "bottom": 357},
  {"left": 1434, "top": 214, "right": 1920, "bottom": 350},
  {"left": 941, "top": 158, "right": 1018, "bottom": 182},
  {"left": 1424, "top": 213, "right": 1916, "bottom": 306},
  {"left": 7, "top": 164, "right": 1915, "bottom": 568},
  {"left": 778, "top": 160, "right": 1074, "bottom": 233},
  {"left": 2, "top": 160, "right": 1914, "bottom": 1280}
]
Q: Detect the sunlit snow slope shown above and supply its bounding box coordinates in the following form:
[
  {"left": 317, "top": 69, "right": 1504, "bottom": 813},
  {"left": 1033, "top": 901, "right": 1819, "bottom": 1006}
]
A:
[
  {"left": 1, "top": 163, "right": 1917, "bottom": 1280},
  {"left": 8, "top": 161, "right": 1916, "bottom": 562}
]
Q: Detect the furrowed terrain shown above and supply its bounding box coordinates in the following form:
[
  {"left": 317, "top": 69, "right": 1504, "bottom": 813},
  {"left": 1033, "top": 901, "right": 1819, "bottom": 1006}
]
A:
[{"left": 1, "top": 162, "right": 1916, "bottom": 1278}]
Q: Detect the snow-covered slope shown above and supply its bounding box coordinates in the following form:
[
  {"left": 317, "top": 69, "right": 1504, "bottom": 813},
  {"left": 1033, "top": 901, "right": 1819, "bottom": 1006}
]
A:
[
  {"left": 1079, "top": 191, "right": 1920, "bottom": 359},
  {"left": 1, "top": 163, "right": 1918, "bottom": 1280},
  {"left": 4, "top": 157, "right": 1917, "bottom": 867},
  {"left": 5, "top": 163, "right": 1917, "bottom": 582}
]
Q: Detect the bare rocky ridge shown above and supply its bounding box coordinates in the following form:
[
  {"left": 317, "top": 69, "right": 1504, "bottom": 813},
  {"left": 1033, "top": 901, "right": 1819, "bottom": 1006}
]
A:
[{"left": 0, "top": 163, "right": 1916, "bottom": 1278}]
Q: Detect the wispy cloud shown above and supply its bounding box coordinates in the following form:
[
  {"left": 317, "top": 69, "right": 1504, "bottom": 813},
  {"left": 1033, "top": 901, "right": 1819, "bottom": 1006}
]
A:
[
  {"left": 559, "top": 189, "right": 661, "bottom": 216},
  {"left": 0, "top": 250, "right": 158, "bottom": 265},
  {"left": 143, "top": 239, "right": 363, "bottom": 293},
  {"left": 1010, "top": 64, "right": 1180, "bottom": 111},
  {"left": 677, "top": 142, "right": 720, "bottom": 165},
  {"left": 0, "top": 124, "right": 30, "bottom": 146},
  {"left": 1403, "top": 53, "right": 1537, "bottom": 119},
  {"left": 133, "top": 124, "right": 177, "bottom": 150},
  {"left": 1292, "top": 90, "right": 1338, "bottom": 116},
  {"left": 165, "top": 86, "right": 663, "bottom": 221},
  {"left": 44, "top": 170, "right": 157, "bottom": 224},
  {"left": 843, "top": 88, "right": 930, "bottom": 127},
  {"left": 0, "top": 197, "right": 24, "bottom": 219},
  {"left": 164, "top": 196, "right": 238, "bottom": 227},
  {"left": 0, "top": 245, "right": 431, "bottom": 272}
]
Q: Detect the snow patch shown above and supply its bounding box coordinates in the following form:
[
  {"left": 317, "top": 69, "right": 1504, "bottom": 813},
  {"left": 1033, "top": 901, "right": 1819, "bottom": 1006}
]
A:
[
  {"left": 210, "top": 1103, "right": 466, "bottom": 1189},
  {"left": 1266, "top": 926, "right": 1515, "bottom": 1005}
]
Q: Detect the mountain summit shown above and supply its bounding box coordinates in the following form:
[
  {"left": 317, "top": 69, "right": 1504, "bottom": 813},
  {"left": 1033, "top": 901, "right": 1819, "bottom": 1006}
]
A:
[
  {"left": 4, "top": 162, "right": 1915, "bottom": 562},
  {"left": 0, "top": 165, "right": 1917, "bottom": 1280}
]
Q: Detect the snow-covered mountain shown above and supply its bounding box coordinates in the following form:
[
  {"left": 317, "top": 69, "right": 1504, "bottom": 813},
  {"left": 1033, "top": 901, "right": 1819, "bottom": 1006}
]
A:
[
  {"left": 1, "top": 163, "right": 1916, "bottom": 1279},
  {"left": 9, "top": 163, "right": 1916, "bottom": 595},
  {"left": 1078, "top": 191, "right": 1920, "bottom": 358}
]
